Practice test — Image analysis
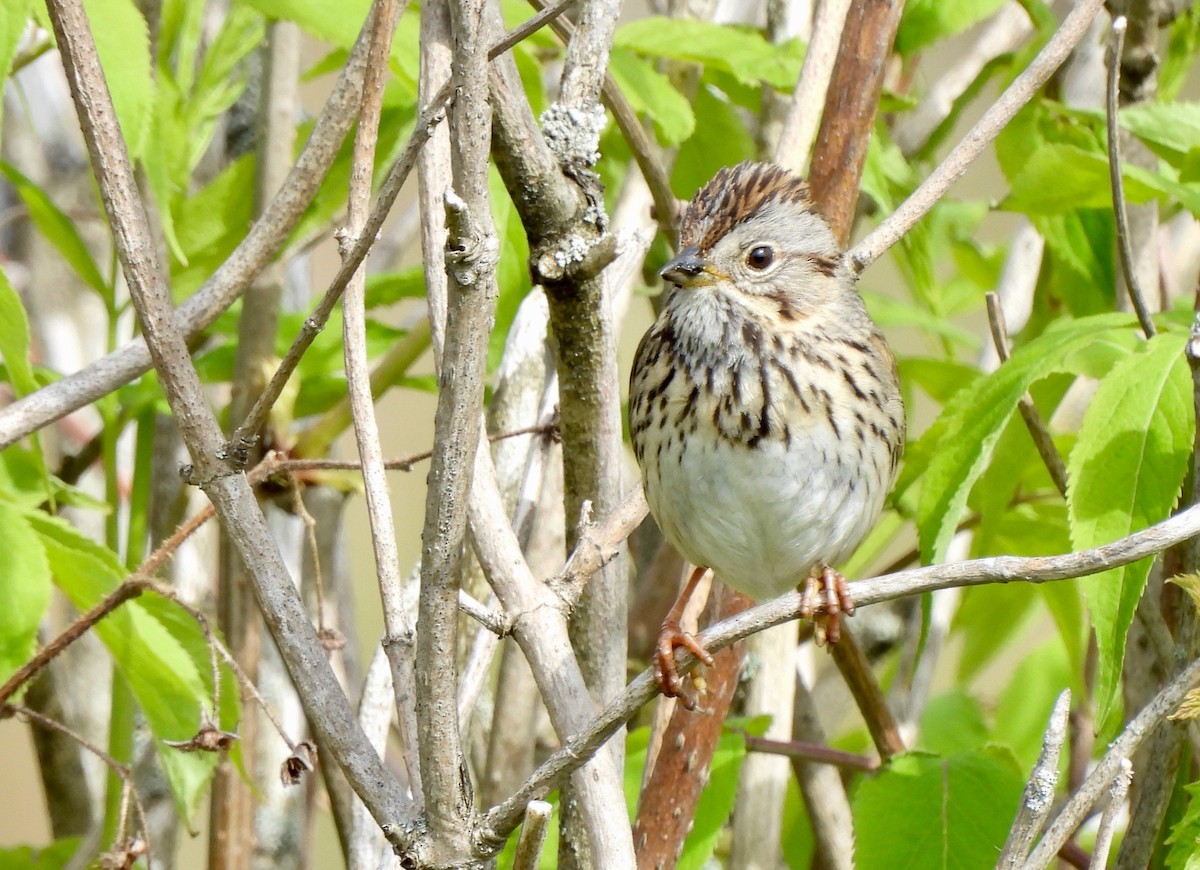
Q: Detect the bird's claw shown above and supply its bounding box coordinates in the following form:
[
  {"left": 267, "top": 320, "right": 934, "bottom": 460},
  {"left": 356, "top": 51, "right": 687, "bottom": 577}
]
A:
[
  {"left": 654, "top": 620, "right": 715, "bottom": 711},
  {"left": 799, "top": 565, "right": 856, "bottom": 646}
]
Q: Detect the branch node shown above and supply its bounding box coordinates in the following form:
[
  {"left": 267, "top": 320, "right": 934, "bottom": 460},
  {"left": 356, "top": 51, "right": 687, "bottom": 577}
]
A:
[{"left": 444, "top": 189, "right": 500, "bottom": 287}]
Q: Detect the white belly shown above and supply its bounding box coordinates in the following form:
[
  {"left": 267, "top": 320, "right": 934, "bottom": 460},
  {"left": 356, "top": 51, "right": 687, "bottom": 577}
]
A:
[{"left": 644, "top": 428, "right": 880, "bottom": 601}]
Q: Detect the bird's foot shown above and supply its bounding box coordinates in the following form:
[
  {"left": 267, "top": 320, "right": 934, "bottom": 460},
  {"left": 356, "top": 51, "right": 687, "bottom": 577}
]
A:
[
  {"left": 799, "top": 565, "right": 856, "bottom": 645},
  {"left": 654, "top": 619, "right": 715, "bottom": 711}
]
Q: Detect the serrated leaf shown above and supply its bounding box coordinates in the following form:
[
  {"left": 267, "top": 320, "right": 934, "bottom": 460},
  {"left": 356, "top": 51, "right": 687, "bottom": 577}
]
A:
[
  {"left": 1068, "top": 333, "right": 1193, "bottom": 724},
  {"left": 853, "top": 749, "right": 1024, "bottom": 869},
  {"left": 83, "top": 0, "right": 153, "bottom": 158},
  {"left": 918, "top": 313, "right": 1137, "bottom": 565},
  {"left": 0, "top": 162, "right": 109, "bottom": 296},
  {"left": 23, "top": 511, "right": 221, "bottom": 823},
  {"left": 614, "top": 17, "right": 804, "bottom": 89},
  {"left": 607, "top": 47, "right": 694, "bottom": 146},
  {"left": 0, "top": 499, "right": 50, "bottom": 688}
]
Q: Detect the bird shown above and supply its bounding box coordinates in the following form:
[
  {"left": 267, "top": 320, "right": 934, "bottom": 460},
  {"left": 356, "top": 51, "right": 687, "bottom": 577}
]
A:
[{"left": 628, "top": 161, "right": 905, "bottom": 705}]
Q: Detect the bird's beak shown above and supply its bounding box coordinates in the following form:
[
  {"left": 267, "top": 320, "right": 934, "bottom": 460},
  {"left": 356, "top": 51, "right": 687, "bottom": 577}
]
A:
[{"left": 659, "top": 246, "right": 719, "bottom": 287}]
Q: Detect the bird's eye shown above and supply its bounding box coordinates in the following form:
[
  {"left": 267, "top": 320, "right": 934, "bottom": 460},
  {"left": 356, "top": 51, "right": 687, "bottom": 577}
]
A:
[{"left": 746, "top": 245, "right": 775, "bottom": 270}]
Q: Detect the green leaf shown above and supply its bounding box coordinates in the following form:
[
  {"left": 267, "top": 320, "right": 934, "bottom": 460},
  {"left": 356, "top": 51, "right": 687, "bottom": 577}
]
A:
[
  {"left": 0, "top": 0, "right": 35, "bottom": 129},
  {"left": 1167, "top": 782, "right": 1200, "bottom": 870},
  {"left": 917, "top": 691, "right": 988, "bottom": 755},
  {"left": 993, "top": 639, "right": 1073, "bottom": 772},
  {"left": 1121, "top": 102, "right": 1200, "bottom": 166},
  {"left": 608, "top": 47, "right": 695, "bottom": 146},
  {"left": 1067, "top": 332, "right": 1193, "bottom": 724},
  {"left": 365, "top": 267, "right": 426, "bottom": 308},
  {"left": 614, "top": 17, "right": 804, "bottom": 89},
  {"left": 24, "top": 511, "right": 221, "bottom": 823},
  {"left": 671, "top": 84, "right": 755, "bottom": 198},
  {"left": 0, "top": 498, "right": 51, "bottom": 688},
  {"left": 1005, "top": 142, "right": 1200, "bottom": 217},
  {"left": 0, "top": 838, "right": 83, "bottom": 869},
  {"left": 0, "top": 266, "right": 37, "bottom": 396},
  {"left": 897, "top": 0, "right": 1006, "bottom": 56},
  {"left": 83, "top": 0, "right": 154, "bottom": 158},
  {"left": 0, "top": 162, "right": 109, "bottom": 296},
  {"left": 853, "top": 749, "right": 1024, "bottom": 869},
  {"left": 918, "top": 313, "right": 1136, "bottom": 565}
]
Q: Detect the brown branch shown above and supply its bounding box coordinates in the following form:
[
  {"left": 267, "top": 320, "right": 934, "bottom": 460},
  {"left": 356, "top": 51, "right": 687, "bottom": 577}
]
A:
[
  {"left": 830, "top": 629, "right": 906, "bottom": 759},
  {"left": 633, "top": 588, "right": 749, "bottom": 869},
  {"left": 807, "top": 0, "right": 905, "bottom": 245}
]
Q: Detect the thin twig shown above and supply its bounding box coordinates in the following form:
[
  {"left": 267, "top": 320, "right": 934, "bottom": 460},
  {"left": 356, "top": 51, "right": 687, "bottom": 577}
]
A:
[
  {"left": 740, "top": 733, "right": 879, "bottom": 772},
  {"left": 829, "top": 629, "right": 906, "bottom": 760},
  {"left": 1024, "top": 653, "right": 1200, "bottom": 868},
  {"left": 0, "top": 10, "right": 378, "bottom": 450},
  {"left": 850, "top": 0, "right": 1106, "bottom": 271},
  {"left": 774, "top": 0, "right": 851, "bottom": 173},
  {"left": 45, "top": 0, "right": 418, "bottom": 851},
  {"left": 1106, "top": 15, "right": 1156, "bottom": 339},
  {"left": 512, "top": 800, "right": 554, "bottom": 870},
  {"left": 1089, "top": 758, "right": 1132, "bottom": 870},
  {"left": 998, "top": 690, "right": 1071, "bottom": 869},
  {"left": 5, "top": 704, "right": 150, "bottom": 853},
  {"left": 227, "top": 3, "right": 577, "bottom": 460},
  {"left": 986, "top": 292, "right": 1069, "bottom": 496}
]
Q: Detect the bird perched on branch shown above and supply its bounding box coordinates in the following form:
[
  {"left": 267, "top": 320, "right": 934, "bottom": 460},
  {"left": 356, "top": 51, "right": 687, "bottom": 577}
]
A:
[{"left": 629, "top": 161, "right": 905, "bottom": 705}]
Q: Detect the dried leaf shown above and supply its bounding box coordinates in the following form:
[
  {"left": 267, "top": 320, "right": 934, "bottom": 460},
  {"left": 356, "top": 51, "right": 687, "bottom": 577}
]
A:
[
  {"left": 164, "top": 710, "right": 238, "bottom": 752},
  {"left": 281, "top": 741, "right": 317, "bottom": 786}
]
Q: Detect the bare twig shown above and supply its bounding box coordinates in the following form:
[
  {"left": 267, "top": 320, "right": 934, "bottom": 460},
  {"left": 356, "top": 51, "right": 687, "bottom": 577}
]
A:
[
  {"left": 5, "top": 704, "right": 150, "bottom": 852},
  {"left": 512, "top": 800, "right": 554, "bottom": 870},
  {"left": 998, "top": 690, "right": 1071, "bottom": 869},
  {"left": 1090, "top": 758, "right": 1132, "bottom": 870},
  {"left": 850, "top": 0, "right": 1106, "bottom": 271},
  {"left": 789, "top": 670, "right": 856, "bottom": 870},
  {"left": 742, "top": 733, "right": 879, "bottom": 772},
  {"left": 339, "top": 0, "right": 422, "bottom": 800},
  {"left": 775, "top": 0, "right": 850, "bottom": 172},
  {"left": 0, "top": 9, "right": 377, "bottom": 450},
  {"left": 45, "top": 0, "right": 418, "bottom": 854},
  {"left": 413, "top": 0, "right": 499, "bottom": 851},
  {"left": 986, "top": 292, "right": 1069, "bottom": 496},
  {"left": 1024, "top": 653, "right": 1200, "bottom": 868},
  {"left": 1106, "top": 15, "right": 1156, "bottom": 340}
]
